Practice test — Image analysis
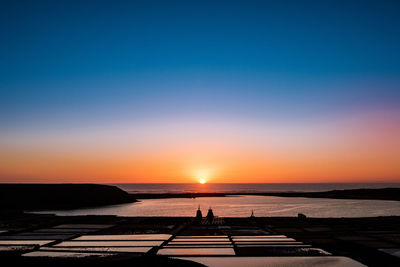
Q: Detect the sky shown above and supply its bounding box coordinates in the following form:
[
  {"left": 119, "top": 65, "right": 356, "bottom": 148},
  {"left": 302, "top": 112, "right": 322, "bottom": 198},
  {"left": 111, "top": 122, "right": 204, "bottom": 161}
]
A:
[{"left": 1, "top": 0, "right": 399, "bottom": 183}]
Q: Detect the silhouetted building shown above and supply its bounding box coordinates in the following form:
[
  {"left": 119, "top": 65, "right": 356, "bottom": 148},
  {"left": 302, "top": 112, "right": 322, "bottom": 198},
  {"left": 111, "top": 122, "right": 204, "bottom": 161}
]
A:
[
  {"left": 196, "top": 205, "right": 202, "bottom": 220},
  {"left": 206, "top": 207, "right": 214, "bottom": 221}
]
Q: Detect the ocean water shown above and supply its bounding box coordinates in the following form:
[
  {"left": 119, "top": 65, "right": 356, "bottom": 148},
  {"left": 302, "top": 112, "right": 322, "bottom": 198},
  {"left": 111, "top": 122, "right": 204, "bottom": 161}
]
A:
[{"left": 111, "top": 183, "right": 400, "bottom": 194}]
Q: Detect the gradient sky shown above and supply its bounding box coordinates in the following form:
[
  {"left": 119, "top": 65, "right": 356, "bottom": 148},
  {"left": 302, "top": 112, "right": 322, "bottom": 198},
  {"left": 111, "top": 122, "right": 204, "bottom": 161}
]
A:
[{"left": 1, "top": 0, "right": 400, "bottom": 183}]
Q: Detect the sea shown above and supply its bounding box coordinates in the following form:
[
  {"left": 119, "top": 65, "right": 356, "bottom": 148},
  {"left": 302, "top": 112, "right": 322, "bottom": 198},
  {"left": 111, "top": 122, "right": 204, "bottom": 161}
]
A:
[
  {"left": 111, "top": 183, "right": 400, "bottom": 194},
  {"left": 32, "top": 183, "right": 400, "bottom": 218}
]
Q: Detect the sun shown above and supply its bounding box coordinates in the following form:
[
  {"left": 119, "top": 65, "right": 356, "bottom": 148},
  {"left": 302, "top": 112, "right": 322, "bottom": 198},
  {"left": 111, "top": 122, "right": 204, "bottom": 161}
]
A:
[{"left": 193, "top": 168, "right": 212, "bottom": 184}]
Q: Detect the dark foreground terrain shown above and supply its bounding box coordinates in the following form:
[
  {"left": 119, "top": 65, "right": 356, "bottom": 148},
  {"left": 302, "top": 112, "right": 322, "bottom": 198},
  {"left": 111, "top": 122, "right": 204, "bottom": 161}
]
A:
[{"left": 0, "top": 213, "right": 399, "bottom": 267}]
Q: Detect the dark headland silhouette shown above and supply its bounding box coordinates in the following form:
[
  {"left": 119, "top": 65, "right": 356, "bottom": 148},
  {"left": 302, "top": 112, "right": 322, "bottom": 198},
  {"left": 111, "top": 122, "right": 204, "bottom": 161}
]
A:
[{"left": 0, "top": 184, "right": 137, "bottom": 211}]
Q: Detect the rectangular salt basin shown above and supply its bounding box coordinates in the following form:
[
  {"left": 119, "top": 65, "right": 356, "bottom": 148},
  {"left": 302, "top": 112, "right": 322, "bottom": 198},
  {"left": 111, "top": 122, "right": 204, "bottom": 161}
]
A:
[
  {"left": 165, "top": 245, "right": 233, "bottom": 248},
  {"left": 23, "top": 251, "right": 116, "bottom": 258},
  {"left": 235, "top": 247, "right": 331, "bottom": 256},
  {"left": 175, "top": 238, "right": 228, "bottom": 240},
  {"left": 171, "top": 238, "right": 230, "bottom": 242},
  {"left": 236, "top": 244, "right": 311, "bottom": 247},
  {"left": 158, "top": 248, "right": 235, "bottom": 256},
  {"left": 35, "top": 228, "right": 98, "bottom": 233},
  {"left": 232, "top": 238, "right": 296, "bottom": 242},
  {"left": 0, "top": 240, "right": 54, "bottom": 246},
  {"left": 1, "top": 234, "right": 75, "bottom": 240},
  {"left": 53, "top": 224, "right": 113, "bottom": 229},
  {"left": 75, "top": 234, "right": 171, "bottom": 241},
  {"left": 169, "top": 240, "right": 231, "bottom": 243},
  {"left": 55, "top": 240, "right": 163, "bottom": 247},
  {"left": 234, "top": 241, "right": 303, "bottom": 245},
  {"left": 42, "top": 246, "right": 152, "bottom": 253},
  {"left": 0, "top": 245, "right": 36, "bottom": 251},
  {"left": 169, "top": 242, "right": 232, "bottom": 245},
  {"left": 174, "top": 256, "right": 366, "bottom": 267},
  {"left": 232, "top": 235, "right": 288, "bottom": 239}
]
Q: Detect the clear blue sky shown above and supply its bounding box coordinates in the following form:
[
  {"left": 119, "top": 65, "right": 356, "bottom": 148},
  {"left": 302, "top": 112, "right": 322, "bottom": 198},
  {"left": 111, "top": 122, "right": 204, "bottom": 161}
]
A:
[{"left": 1, "top": 0, "right": 400, "bottom": 128}]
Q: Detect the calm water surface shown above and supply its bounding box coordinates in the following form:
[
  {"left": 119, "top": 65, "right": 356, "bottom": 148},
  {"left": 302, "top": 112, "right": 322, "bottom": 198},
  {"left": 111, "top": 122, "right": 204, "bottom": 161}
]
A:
[
  {"left": 34, "top": 195, "right": 400, "bottom": 218},
  {"left": 111, "top": 183, "right": 400, "bottom": 193}
]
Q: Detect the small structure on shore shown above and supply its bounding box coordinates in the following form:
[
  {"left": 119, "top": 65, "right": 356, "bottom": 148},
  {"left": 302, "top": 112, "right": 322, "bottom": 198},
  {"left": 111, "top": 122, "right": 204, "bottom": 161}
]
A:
[
  {"left": 206, "top": 207, "right": 214, "bottom": 221},
  {"left": 196, "top": 205, "right": 202, "bottom": 220},
  {"left": 298, "top": 213, "right": 307, "bottom": 220},
  {"left": 194, "top": 207, "right": 223, "bottom": 225},
  {"left": 250, "top": 210, "right": 255, "bottom": 218}
]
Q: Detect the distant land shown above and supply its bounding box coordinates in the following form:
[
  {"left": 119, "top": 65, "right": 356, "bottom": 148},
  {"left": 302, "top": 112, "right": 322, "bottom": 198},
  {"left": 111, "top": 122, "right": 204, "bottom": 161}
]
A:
[
  {"left": 0, "top": 184, "right": 137, "bottom": 211},
  {"left": 255, "top": 188, "right": 400, "bottom": 201},
  {"left": 131, "top": 188, "right": 400, "bottom": 202}
]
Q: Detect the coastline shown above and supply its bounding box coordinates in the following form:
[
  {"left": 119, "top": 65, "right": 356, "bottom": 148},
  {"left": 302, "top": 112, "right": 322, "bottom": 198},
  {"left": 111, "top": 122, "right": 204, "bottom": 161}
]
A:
[
  {"left": 1, "top": 185, "right": 400, "bottom": 214},
  {"left": 129, "top": 188, "right": 400, "bottom": 201}
]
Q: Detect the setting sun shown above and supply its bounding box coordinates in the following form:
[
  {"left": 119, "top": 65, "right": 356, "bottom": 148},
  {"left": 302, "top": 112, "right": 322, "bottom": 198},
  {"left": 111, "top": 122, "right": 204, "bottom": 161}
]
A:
[{"left": 192, "top": 168, "right": 213, "bottom": 184}]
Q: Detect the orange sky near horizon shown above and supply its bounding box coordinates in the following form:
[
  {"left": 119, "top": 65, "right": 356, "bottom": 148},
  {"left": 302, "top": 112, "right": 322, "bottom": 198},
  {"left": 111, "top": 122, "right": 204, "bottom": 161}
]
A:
[{"left": 1, "top": 111, "right": 399, "bottom": 184}]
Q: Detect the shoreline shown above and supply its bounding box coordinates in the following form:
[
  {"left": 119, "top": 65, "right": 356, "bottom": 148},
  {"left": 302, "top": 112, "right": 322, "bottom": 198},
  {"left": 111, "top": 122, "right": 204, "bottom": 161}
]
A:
[
  {"left": 1, "top": 185, "right": 399, "bottom": 213},
  {"left": 129, "top": 187, "right": 400, "bottom": 201}
]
